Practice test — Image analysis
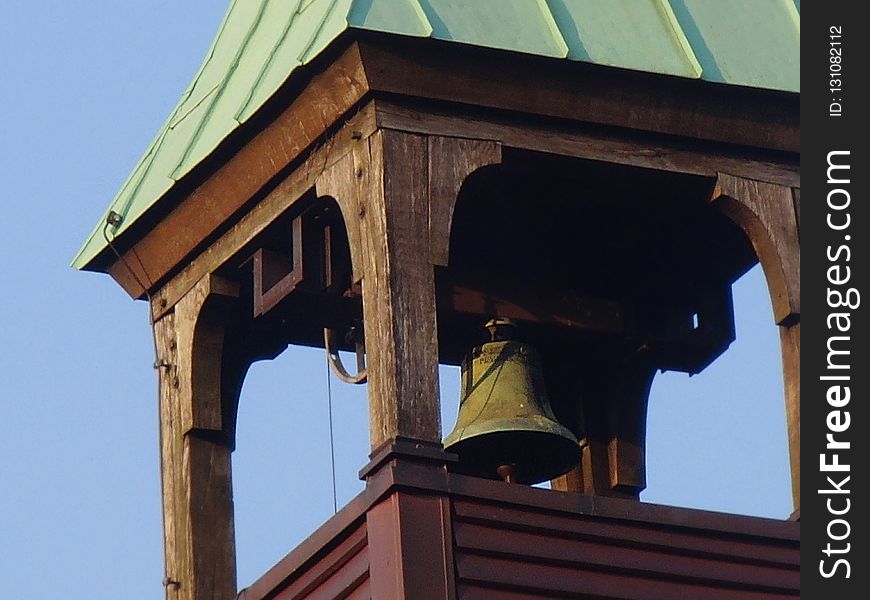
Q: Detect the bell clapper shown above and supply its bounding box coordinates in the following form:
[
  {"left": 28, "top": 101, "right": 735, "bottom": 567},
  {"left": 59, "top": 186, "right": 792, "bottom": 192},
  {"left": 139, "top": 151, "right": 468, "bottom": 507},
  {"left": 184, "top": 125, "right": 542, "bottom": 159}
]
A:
[{"left": 497, "top": 464, "right": 517, "bottom": 484}]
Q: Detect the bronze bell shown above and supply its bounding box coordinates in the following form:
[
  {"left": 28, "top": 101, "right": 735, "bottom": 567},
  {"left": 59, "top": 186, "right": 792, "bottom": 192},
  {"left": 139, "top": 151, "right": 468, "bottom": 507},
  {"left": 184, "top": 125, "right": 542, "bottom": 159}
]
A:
[{"left": 444, "top": 319, "right": 580, "bottom": 484}]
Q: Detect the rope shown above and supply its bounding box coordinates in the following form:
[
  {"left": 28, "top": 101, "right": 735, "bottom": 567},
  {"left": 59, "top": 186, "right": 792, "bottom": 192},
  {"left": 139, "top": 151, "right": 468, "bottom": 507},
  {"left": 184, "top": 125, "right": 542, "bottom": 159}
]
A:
[{"left": 325, "top": 354, "right": 338, "bottom": 514}]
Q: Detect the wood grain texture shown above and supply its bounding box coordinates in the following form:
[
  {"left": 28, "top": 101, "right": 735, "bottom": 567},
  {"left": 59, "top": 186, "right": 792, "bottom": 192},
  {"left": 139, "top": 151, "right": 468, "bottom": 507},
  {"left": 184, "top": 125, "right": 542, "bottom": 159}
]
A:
[
  {"left": 154, "top": 278, "right": 241, "bottom": 600},
  {"left": 155, "top": 312, "right": 186, "bottom": 600},
  {"left": 173, "top": 274, "right": 239, "bottom": 432},
  {"left": 427, "top": 136, "right": 502, "bottom": 266},
  {"left": 315, "top": 145, "right": 368, "bottom": 285},
  {"left": 779, "top": 322, "right": 800, "bottom": 510},
  {"left": 792, "top": 187, "right": 800, "bottom": 239},
  {"left": 375, "top": 100, "right": 799, "bottom": 188},
  {"left": 360, "top": 39, "right": 798, "bottom": 153},
  {"left": 712, "top": 174, "right": 800, "bottom": 325},
  {"left": 549, "top": 355, "right": 654, "bottom": 500},
  {"left": 356, "top": 130, "right": 441, "bottom": 448}
]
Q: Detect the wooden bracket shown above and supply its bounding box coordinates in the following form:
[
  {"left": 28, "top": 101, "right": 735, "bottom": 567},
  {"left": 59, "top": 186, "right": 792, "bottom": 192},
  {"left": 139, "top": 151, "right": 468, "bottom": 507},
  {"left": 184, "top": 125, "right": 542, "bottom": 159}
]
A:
[
  {"left": 711, "top": 173, "right": 800, "bottom": 326},
  {"left": 251, "top": 206, "right": 350, "bottom": 318}
]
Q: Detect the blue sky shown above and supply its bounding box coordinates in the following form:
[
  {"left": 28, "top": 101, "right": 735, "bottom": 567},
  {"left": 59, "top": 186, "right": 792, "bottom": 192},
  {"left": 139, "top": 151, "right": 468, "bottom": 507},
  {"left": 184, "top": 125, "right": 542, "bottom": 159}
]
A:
[{"left": 0, "top": 2, "right": 791, "bottom": 598}]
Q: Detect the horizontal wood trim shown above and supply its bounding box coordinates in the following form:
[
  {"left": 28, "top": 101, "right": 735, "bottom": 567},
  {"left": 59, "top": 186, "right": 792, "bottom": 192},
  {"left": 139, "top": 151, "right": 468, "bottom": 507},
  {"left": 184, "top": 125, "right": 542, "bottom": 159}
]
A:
[
  {"left": 452, "top": 500, "right": 798, "bottom": 567},
  {"left": 445, "top": 474, "right": 799, "bottom": 541},
  {"left": 275, "top": 546, "right": 368, "bottom": 600},
  {"left": 271, "top": 525, "right": 367, "bottom": 600},
  {"left": 359, "top": 37, "right": 798, "bottom": 153},
  {"left": 342, "top": 578, "right": 371, "bottom": 600},
  {"left": 374, "top": 99, "right": 799, "bottom": 188},
  {"left": 454, "top": 522, "right": 797, "bottom": 590},
  {"left": 456, "top": 555, "right": 797, "bottom": 600},
  {"left": 239, "top": 518, "right": 369, "bottom": 600},
  {"left": 241, "top": 460, "right": 799, "bottom": 600}
]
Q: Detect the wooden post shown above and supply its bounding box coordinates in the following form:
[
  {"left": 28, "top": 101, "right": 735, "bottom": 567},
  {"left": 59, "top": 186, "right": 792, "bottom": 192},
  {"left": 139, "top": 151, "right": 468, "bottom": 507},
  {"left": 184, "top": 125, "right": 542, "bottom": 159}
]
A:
[
  {"left": 352, "top": 129, "right": 443, "bottom": 449},
  {"left": 712, "top": 174, "right": 801, "bottom": 511},
  {"left": 550, "top": 355, "right": 655, "bottom": 500},
  {"left": 153, "top": 274, "right": 242, "bottom": 600}
]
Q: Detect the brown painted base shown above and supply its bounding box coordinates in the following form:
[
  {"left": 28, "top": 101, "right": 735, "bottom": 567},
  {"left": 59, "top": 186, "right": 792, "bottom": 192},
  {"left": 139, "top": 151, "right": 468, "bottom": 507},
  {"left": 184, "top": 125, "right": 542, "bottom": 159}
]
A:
[{"left": 239, "top": 456, "right": 798, "bottom": 600}]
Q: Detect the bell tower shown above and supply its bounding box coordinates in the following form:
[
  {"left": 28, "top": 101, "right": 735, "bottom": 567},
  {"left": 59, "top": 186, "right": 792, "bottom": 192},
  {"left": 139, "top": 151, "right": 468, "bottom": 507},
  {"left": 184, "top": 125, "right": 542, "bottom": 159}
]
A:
[{"left": 75, "top": 2, "right": 800, "bottom": 599}]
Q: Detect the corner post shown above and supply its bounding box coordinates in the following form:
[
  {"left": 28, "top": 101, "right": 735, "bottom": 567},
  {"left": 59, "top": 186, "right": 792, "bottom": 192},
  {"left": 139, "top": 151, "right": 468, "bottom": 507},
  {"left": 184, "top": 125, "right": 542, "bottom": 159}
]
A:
[
  {"left": 354, "top": 129, "right": 442, "bottom": 450},
  {"left": 152, "top": 274, "right": 241, "bottom": 600}
]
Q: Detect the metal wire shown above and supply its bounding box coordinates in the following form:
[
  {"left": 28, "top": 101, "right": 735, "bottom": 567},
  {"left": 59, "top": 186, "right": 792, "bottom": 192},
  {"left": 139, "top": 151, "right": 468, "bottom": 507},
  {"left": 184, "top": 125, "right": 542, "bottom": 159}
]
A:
[{"left": 325, "top": 354, "right": 338, "bottom": 514}]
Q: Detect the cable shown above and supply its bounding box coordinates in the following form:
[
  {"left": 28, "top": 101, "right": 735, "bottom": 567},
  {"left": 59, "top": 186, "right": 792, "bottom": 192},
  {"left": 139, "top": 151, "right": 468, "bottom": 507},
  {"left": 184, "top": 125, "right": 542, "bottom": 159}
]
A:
[{"left": 325, "top": 354, "right": 338, "bottom": 515}]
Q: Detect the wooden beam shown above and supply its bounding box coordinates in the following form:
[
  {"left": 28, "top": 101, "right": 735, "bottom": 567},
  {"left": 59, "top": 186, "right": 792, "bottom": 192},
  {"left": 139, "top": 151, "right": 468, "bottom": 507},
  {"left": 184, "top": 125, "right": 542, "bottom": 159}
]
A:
[
  {"left": 153, "top": 274, "right": 244, "bottom": 600},
  {"left": 359, "top": 38, "right": 798, "bottom": 153},
  {"left": 550, "top": 355, "right": 655, "bottom": 500},
  {"left": 356, "top": 129, "right": 442, "bottom": 448},
  {"left": 780, "top": 321, "right": 800, "bottom": 510},
  {"left": 375, "top": 100, "right": 800, "bottom": 188}
]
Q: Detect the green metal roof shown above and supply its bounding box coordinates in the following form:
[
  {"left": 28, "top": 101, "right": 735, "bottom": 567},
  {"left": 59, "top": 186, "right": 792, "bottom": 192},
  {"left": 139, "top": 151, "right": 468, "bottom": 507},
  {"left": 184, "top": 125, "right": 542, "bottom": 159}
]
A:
[{"left": 73, "top": 0, "right": 800, "bottom": 270}]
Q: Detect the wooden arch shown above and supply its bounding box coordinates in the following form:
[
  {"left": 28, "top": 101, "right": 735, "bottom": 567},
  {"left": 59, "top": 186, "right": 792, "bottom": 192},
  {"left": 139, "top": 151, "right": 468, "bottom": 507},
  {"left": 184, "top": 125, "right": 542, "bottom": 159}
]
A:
[{"left": 711, "top": 173, "right": 801, "bottom": 512}]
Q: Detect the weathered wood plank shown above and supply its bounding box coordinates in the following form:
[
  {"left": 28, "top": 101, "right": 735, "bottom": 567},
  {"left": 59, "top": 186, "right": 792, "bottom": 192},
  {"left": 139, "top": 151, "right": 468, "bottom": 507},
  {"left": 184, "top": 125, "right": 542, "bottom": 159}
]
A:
[
  {"left": 712, "top": 174, "right": 800, "bottom": 325},
  {"left": 792, "top": 187, "right": 800, "bottom": 239},
  {"left": 173, "top": 274, "right": 239, "bottom": 432},
  {"left": 357, "top": 130, "right": 441, "bottom": 447},
  {"left": 779, "top": 322, "right": 800, "bottom": 510},
  {"left": 108, "top": 43, "right": 372, "bottom": 298},
  {"left": 155, "top": 312, "right": 185, "bottom": 600},
  {"left": 714, "top": 173, "right": 801, "bottom": 513},
  {"left": 315, "top": 142, "right": 370, "bottom": 286},
  {"left": 375, "top": 100, "right": 799, "bottom": 188},
  {"left": 154, "top": 280, "right": 240, "bottom": 600},
  {"left": 184, "top": 436, "right": 237, "bottom": 600},
  {"left": 427, "top": 136, "right": 502, "bottom": 266},
  {"left": 360, "top": 39, "right": 798, "bottom": 153}
]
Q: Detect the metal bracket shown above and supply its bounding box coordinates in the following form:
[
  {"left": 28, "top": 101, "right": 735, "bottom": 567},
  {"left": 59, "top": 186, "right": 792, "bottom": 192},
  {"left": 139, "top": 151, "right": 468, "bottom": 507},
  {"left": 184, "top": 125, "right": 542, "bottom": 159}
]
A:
[{"left": 324, "top": 327, "right": 367, "bottom": 384}]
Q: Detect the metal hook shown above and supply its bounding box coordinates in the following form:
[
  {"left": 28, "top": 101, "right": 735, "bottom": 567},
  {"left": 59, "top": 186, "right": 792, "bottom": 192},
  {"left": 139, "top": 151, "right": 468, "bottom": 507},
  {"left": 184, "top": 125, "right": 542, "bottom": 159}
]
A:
[{"left": 324, "top": 328, "right": 367, "bottom": 384}]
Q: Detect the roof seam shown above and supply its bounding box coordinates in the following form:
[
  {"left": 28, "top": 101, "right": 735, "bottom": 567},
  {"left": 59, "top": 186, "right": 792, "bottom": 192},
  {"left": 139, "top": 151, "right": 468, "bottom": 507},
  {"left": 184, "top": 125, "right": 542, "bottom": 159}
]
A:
[
  {"left": 170, "top": 0, "right": 272, "bottom": 179},
  {"left": 300, "top": 0, "right": 347, "bottom": 64},
  {"left": 537, "top": 0, "right": 570, "bottom": 59},
  {"left": 406, "top": 0, "right": 435, "bottom": 38},
  {"left": 658, "top": 0, "right": 703, "bottom": 79},
  {"left": 235, "top": 0, "right": 306, "bottom": 122}
]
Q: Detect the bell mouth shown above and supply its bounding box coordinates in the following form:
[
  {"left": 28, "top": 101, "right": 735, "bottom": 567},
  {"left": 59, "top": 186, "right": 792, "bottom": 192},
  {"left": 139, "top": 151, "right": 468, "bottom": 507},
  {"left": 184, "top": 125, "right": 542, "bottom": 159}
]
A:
[{"left": 444, "top": 421, "right": 581, "bottom": 484}]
